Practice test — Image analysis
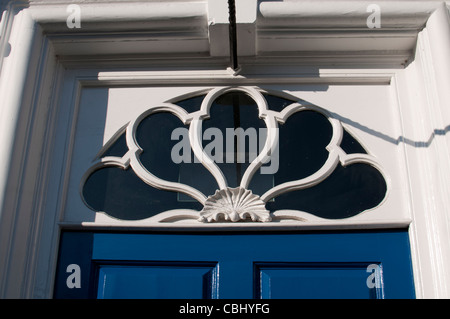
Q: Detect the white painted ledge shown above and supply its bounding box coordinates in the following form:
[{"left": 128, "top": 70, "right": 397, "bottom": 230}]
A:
[
  {"left": 256, "top": 1, "right": 441, "bottom": 58},
  {"left": 29, "top": 1, "right": 208, "bottom": 32},
  {"left": 258, "top": 1, "right": 438, "bottom": 29}
]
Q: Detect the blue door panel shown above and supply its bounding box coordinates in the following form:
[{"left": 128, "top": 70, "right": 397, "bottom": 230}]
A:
[
  {"left": 54, "top": 230, "right": 415, "bottom": 299},
  {"left": 256, "top": 263, "right": 382, "bottom": 299},
  {"left": 96, "top": 263, "right": 218, "bottom": 299}
]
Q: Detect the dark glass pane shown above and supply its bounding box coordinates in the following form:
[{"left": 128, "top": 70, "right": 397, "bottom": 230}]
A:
[
  {"left": 201, "top": 92, "right": 268, "bottom": 188},
  {"left": 256, "top": 100, "right": 386, "bottom": 219},
  {"left": 137, "top": 112, "right": 218, "bottom": 196},
  {"left": 83, "top": 111, "right": 216, "bottom": 219},
  {"left": 247, "top": 109, "right": 333, "bottom": 198},
  {"left": 177, "top": 159, "right": 221, "bottom": 200},
  {"left": 136, "top": 112, "right": 184, "bottom": 182},
  {"left": 83, "top": 167, "right": 202, "bottom": 220},
  {"left": 175, "top": 94, "right": 205, "bottom": 113},
  {"left": 266, "top": 163, "right": 387, "bottom": 219},
  {"left": 263, "top": 93, "right": 296, "bottom": 112},
  {"left": 276, "top": 110, "right": 332, "bottom": 183},
  {"left": 340, "top": 129, "right": 367, "bottom": 154},
  {"left": 102, "top": 131, "right": 128, "bottom": 158},
  {"left": 135, "top": 112, "right": 216, "bottom": 194}
]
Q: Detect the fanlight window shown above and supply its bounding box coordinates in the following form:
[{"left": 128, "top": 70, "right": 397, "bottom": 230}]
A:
[{"left": 81, "top": 87, "right": 387, "bottom": 222}]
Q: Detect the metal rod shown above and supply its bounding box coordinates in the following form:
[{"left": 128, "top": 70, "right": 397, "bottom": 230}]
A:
[
  {"left": 228, "top": 0, "right": 239, "bottom": 71},
  {"left": 232, "top": 93, "right": 242, "bottom": 185}
]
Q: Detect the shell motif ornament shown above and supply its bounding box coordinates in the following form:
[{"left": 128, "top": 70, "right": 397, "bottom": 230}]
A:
[{"left": 199, "top": 187, "right": 272, "bottom": 222}]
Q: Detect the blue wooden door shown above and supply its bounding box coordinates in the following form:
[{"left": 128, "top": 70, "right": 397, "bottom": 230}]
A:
[{"left": 54, "top": 230, "right": 415, "bottom": 299}]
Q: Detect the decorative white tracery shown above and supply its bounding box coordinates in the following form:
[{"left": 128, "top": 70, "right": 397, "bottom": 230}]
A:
[{"left": 80, "top": 86, "right": 388, "bottom": 223}]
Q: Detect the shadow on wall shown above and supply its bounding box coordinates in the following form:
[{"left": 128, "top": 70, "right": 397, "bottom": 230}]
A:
[{"left": 330, "top": 110, "right": 450, "bottom": 148}]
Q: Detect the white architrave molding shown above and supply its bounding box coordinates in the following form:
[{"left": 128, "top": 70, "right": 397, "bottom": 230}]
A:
[
  {"left": 0, "top": 0, "right": 449, "bottom": 299},
  {"left": 396, "top": 2, "right": 450, "bottom": 298}
]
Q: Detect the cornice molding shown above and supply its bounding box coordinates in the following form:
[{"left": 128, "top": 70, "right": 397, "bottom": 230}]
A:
[
  {"left": 5, "top": 0, "right": 437, "bottom": 64},
  {"left": 258, "top": 1, "right": 437, "bottom": 30}
]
